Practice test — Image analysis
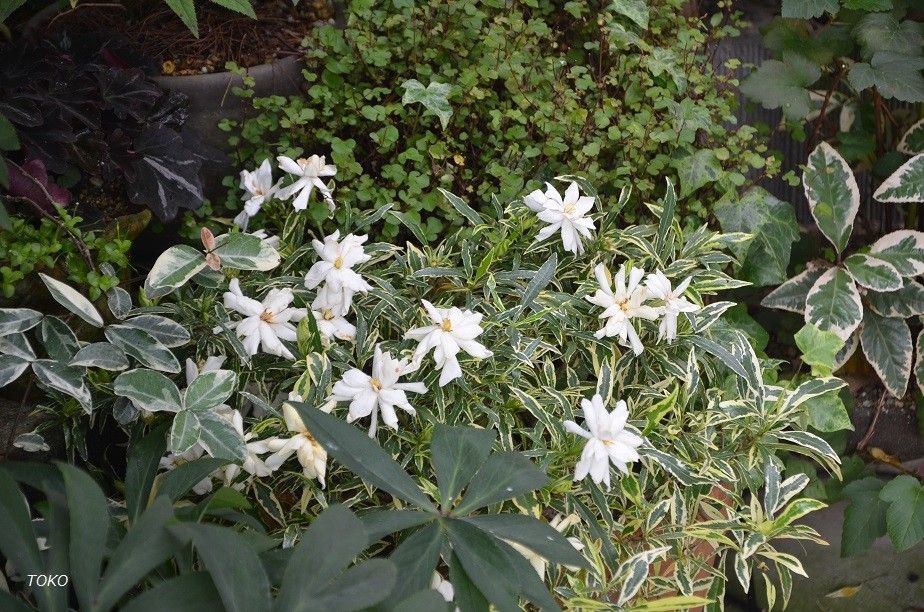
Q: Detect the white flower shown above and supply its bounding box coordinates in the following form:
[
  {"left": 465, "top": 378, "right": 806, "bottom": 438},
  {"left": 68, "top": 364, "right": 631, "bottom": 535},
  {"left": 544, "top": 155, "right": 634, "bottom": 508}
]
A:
[
  {"left": 221, "top": 410, "right": 275, "bottom": 485},
  {"left": 645, "top": 270, "right": 698, "bottom": 342},
  {"left": 304, "top": 231, "right": 372, "bottom": 309},
  {"left": 431, "top": 573, "right": 455, "bottom": 604},
  {"left": 586, "top": 263, "right": 660, "bottom": 355},
  {"left": 563, "top": 394, "right": 643, "bottom": 491},
  {"left": 404, "top": 300, "right": 493, "bottom": 386},
  {"left": 524, "top": 182, "right": 595, "bottom": 255},
  {"left": 160, "top": 445, "right": 213, "bottom": 495},
  {"left": 264, "top": 401, "right": 329, "bottom": 486},
  {"left": 240, "top": 159, "right": 278, "bottom": 217},
  {"left": 223, "top": 278, "right": 307, "bottom": 360},
  {"left": 276, "top": 154, "right": 337, "bottom": 211},
  {"left": 506, "top": 514, "right": 585, "bottom": 577},
  {"left": 312, "top": 284, "right": 356, "bottom": 341},
  {"left": 331, "top": 345, "right": 427, "bottom": 437},
  {"left": 185, "top": 356, "right": 226, "bottom": 386}
]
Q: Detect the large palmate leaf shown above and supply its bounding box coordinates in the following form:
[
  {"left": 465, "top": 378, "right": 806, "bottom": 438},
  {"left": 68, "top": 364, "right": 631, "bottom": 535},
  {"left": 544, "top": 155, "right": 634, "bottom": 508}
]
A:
[
  {"left": 853, "top": 13, "right": 922, "bottom": 57},
  {"left": 869, "top": 230, "right": 924, "bottom": 277},
  {"left": 122, "top": 126, "right": 203, "bottom": 222},
  {"left": 897, "top": 118, "right": 924, "bottom": 155},
  {"left": 714, "top": 187, "right": 799, "bottom": 286},
  {"left": 781, "top": 0, "right": 838, "bottom": 18},
  {"left": 849, "top": 52, "right": 924, "bottom": 103},
  {"left": 400, "top": 80, "right": 453, "bottom": 129},
  {"left": 878, "top": 475, "right": 924, "bottom": 552},
  {"left": 843, "top": 253, "right": 902, "bottom": 291},
  {"left": 842, "top": 478, "right": 887, "bottom": 557},
  {"left": 38, "top": 273, "right": 104, "bottom": 328},
  {"left": 804, "top": 268, "right": 862, "bottom": 341},
  {"left": 874, "top": 154, "right": 924, "bottom": 203},
  {"left": 740, "top": 55, "right": 821, "bottom": 120},
  {"left": 867, "top": 280, "right": 924, "bottom": 318},
  {"left": 803, "top": 142, "right": 859, "bottom": 254},
  {"left": 861, "top": 311, "right": 912, "bottom": 398}
]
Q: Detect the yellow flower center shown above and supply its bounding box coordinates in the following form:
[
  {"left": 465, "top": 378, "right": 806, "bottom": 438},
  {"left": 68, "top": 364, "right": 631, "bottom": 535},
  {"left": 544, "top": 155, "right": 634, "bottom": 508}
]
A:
[
  {"left": 297, "top": 157, "right": 309, "bottom": 167},
  {"left": 260, "top": 309, "right": 275, "bottom": 323},
  {"left": 618, "top": 299, "right": 631, "bottom": 313},
  {"left": 322, "top": 308, "right": 335, "bottom": 321},
  {"left": 564, "top": 203, "right": 576, "bottom": 214},
  {"left": 334, "top": 256, "right": 344, "bottom": 269},
  {"left": 370, "top": 378, "right": 383, "bottom": 391},
  {"left": 440, "top": 319, "right": 453, "bottom": 332}
]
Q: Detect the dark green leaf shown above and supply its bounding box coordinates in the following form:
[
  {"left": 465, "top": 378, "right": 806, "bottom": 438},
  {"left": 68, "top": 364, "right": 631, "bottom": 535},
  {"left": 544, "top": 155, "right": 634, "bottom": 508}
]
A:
[
  {"left": 455, "top": 451, "right": 547, "bottom": 514},
  {"left": 59, "top": 463, "right": 109, "bottom": 610},
  {"left": 432, "top": 425, "right": 495, "bottom": 509}
]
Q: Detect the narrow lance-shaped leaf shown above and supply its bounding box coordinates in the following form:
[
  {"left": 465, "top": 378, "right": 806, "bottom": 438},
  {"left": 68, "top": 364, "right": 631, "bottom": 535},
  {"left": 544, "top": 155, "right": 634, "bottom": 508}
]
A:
[
  {"left": 432, "top": 425, "right": 495, "bottom": 509},
  {"left": 39, "top": 273, "right": 104, "bottom": 328}
]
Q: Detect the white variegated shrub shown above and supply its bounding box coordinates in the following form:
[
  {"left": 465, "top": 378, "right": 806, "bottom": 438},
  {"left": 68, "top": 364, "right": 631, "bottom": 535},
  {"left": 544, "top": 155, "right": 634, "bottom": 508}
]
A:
[
  {"left": 0, "top": 160, "right": 845, "bottom": 609},
  {"left": 763, "top": 142, "right": 924, "bottom": 398}
]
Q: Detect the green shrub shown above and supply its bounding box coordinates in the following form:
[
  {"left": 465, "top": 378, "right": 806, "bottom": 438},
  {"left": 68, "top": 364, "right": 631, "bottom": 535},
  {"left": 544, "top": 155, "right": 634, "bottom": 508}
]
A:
[{"left": 221, "top": 0, "right": 775, "bottom": 241}]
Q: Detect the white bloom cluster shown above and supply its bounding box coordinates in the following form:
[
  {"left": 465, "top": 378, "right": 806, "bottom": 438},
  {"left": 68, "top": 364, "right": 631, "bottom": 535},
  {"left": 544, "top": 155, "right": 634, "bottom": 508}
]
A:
[
  {"left": 304, "top": 230, "right": 372, "bottom": 342},
  {"left": 587, "top": 264, "right": 698, "bottom": 355},
  {"left": 563, "top": 394, "right": 644, "bottom": 491},
  {"left": 404, "top": 300, "right": 493, "bottom": 387},
  {"left": 525, "top": 181, "right": 595, "bottom": 255},
  {"left": 223, "top": 279, "right": 307, "bottom": 360},
  {"left": 236, "top": 154, "right": 337, "bottom": 228}
]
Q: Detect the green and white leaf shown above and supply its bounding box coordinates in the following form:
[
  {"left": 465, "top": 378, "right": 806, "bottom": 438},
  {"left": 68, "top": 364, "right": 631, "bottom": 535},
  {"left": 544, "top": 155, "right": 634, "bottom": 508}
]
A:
[
  {"left": 804, "top": 267, "right": 863, "bottom": 341},
  {"left": 439, "top": 188, "right": 483, "bottom": 226},
  {"left": 676, "top": 149, "right": 721, "bottom": 197},
  {"left": 170, "top": 410, "right": 201, "bottom": 454},
  {"left": 761, "top": 266, "right": 826, "bottom": 314},
  {"left": 41, "top": 316, "right": 80, "bottom": 361},
  {"left": 867, "top": 280, "right": 924, "bottom": 318},
  {"left": 184, "top": 370, "right": 236, "bottom": 412},
  {"left": 609, "top": 0, "right": 649, "bottom": 29},
  {"left": 38, "top": 273, "right": 104, "bottom": 328},
  {"left": 873, "top": 154, "right": 924, "bottom": 203},
  {"left": 197, "top": 412, "right": 246, "bottom": 462},
  {"left": 107, "top": 287, "right": 132, "bottom": 320},
  {"left": 105, "top": 325, "right": 181, "bottom": 373},
  {"left": 833, "top": 331, "right": 860, "bottom": 370},
  {"left": 145, "top": 244, "right": 207, "bottom": 297},
  {"left": 69, "top": 343, "right": 129, "bottom": 371},
  {"left": 781, "top": 377, "right": 846, "bottom": 413},
  {"left": 916, "top": 330, "right": 924, "bottom": 397},
  {"left": 113, "top": 368, "right": 182, "bottom": 413},
  {"left": 897, "top": 118, "right": 924, "bottom": 155},
  {"left": 0, "top": 308, "right": 42, "bottom": 336},
  {"left": 615, "top": 546, "right": 670, "bottom": 604},
  {"left": 0, "top": 333, "right": 36, "bottom": 361},
  {"left": 870, "top": 230, "right": 924, "bottom": 277},
  {"left": 803, "top": 142, "right": 859, "bottom": 254},
  {"left": 860, "top": 310, "right": 912, "bottom": 398},
  {"left": 0, "top": 355, "right": 30, "bottom": 387},
  {"left": 843, "top": 253, "right": 902, "bottom": 291},
  {"left": 214, "top": 233, "right": 279, "bottom": 271},
  {"left": 400, "top": 79, "right": 453, "bottom": 129},
  {"left": 31, "top": 359, "right": 92, "bottom": 412},
  {"left": 123, "top": 315, "right": 191, "bottom": 348}
]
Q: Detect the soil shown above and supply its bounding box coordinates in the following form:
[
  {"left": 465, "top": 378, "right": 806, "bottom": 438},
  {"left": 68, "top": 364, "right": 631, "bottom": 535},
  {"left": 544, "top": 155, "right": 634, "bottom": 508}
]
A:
[
  {"left": 847, "top": 378, "right": 924, "bottom": 461},
  {"left": 39, "top": 0, "right": 334, "bottom": 75}
]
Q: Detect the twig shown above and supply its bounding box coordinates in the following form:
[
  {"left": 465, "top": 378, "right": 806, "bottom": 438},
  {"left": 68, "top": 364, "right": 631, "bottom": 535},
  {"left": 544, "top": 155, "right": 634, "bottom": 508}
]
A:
[
  {"left": 806, "top": 63, "right": 846, "bottom": 154},
  {"left": 857, "top": 390, "right": 887, "bottom": 451}
]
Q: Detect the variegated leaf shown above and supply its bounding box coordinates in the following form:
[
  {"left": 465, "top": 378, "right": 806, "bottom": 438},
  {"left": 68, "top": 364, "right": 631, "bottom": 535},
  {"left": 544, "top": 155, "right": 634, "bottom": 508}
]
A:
[
  {"left": 123, "top": 315, "right": 190, "bottom": 348},
  {"left": 41, "top": 316, "right": 80, "bottom": 361},
  {"left": 916, "top": 330, "right": 924, "bottom": 397},
  {"left": 761, "top": 266, "right": 826, "bottom": 314},
  {"left": 843, "top": 253, "right": 902, "bottom": 291},
  {"left": 833, "top": 331, "right": 859, "bottom": 370},
  {"left": 69, "top": 343, "right": 129, "bottom": 371},
  {"left": 776, "top": 473, "right": 810, "bottom": 514},
  {"left": 803, "top": 142, "right": 859, "bottom": 253},
  {"left": 31, "top": 359, "right": 92, "bottom": 413},
  {"left": 0, "top": 308, "right": 42, "bottom": 336},
  {"left": 113, "top": 368, "right": 182, "bottom": 413},
  {"left": 781, "top": 377, "right": 846, "bottom": 413},
  {"left": 804, "top": 268, "right": 862, "bottom": 341},
  {"left": 860, "top": 310, "right": 912, "bottom": 398},
  {"left": 763, "top": 461, "right": 781, "bottom": 518},
  {"left": 184, "top": 370, "right": 236, "bottom": 412},
  {"left": 197, "top": 412, "right": 246, "bottom": 462},
  {"left": 170, "top": 410, "right": 201, "bottom": 454},
  {"left": 105, "top": 325, "right": 180, "bottom": 373},
  {"left": 0, "top": 355, "right": 30, "bottom": 387},
  {"left": 873, "top": 153, "right": 924, "bottom": 203},
  {"left": 39, "top": 273, "right": 104, "bottom": 328},
  {"left": 616, "top": 546, "right": 671, "bottom": 605},
  {"left": 866, "top": 280, "right": 924, "bottom": 318},
  {"left": 691, "top": 301, "right": 736, "bottom": 332},
  {"left": 870, "top": 230, "right": 924, "bottom": 277},
  {"left": 145, "top": 244, "right": 207, "bottom": 297},
  {"left": 107, "top": 286, "right": 132, "bottom": 319},
  {"left": 777, "top": 430, "right": 841, "bottom": 476},
  {"left": 0, "top": 333, "right": 36, "bottom": 361},
  {"left": 897, "top": 118, "right": 924, "bottom": 155}
]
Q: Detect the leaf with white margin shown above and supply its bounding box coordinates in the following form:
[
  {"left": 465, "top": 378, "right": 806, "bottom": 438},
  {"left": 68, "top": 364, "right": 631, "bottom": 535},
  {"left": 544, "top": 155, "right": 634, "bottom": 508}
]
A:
[
  {"left": 69, "top": 343, "right": 129, "bottom": 371},
  {"left": 781, "top": 377, "right": 846, "bottom": 413},
  {"left": 197, "top": 412, "right": 246, "bottom": 462},
  {"left": 805, "top": 268, "right": 863, "bottom": 341},
  {"left": 13, "top": 432, "right": 50, "bottom": 452},
  {"left": 123, "top": 315, "right": 190, "bottom": 348},
  {"left": 897, "top": 118, "right": 924, "bottom": 155},
  {"left": 873, "top": 154, "right": 924, "bottom": 203},
  {"left": 105, "top": 325, "right": 180, "bottom": 373},
  {"left": 776, "top": 430, "right": 841, "bottom": 477},
  {"left": 615, "top": 545, "right": 671, "bottom": 605},
  {"left": 41, "top": 316, "right": 79, "bottom": 361},
  {"left": 38, "top": 273, "right": 104, "bottom": 327},
  {"left": 183, "top": 370, "right": 236, "bottom": 412},
  {"left": 0, "top": 308, "right": 42, "bottom": 336},
  {"left": 833, "top": 331, "right": 859, "bottom": 370},
  {"left": 213, "top": 233, "right": 279, "bottom": 271},
  {"left": 843, "top": 253, "right": 902, "bottom": 291},
  {"left": 107, "top": 286, "right": 132, "bottom": 319},
  {"left": 867, "top": 280, "right": 924, "bottom": 318},
  {"left": 803, "top": 142, "right": 860, "bottom": 254},
  {"left": 31, "top": 359, "right": 92, "bottom": 413},
  {"left": 916, "top": 330, "right": 924, "bottom": 397},
  {"left": 0, "top": 355, "right": 30, "bottom": 387},
  {"left": 113, "top": 368, "right": 182, "bottom": 413},
  {"left": 145, "top": 244, "right": 207, "bottom": 297},
  {"left": 870, "top": 230, "right": 924, "bottom": 277},
  {"left": 861, "top": 311, "right": 912, "bottom": 398},
  {"left": 0, "top": 333, "right": 35, "bottom": 361},
  {"left": 170, "top": 410, "right": 201, "bottom": 454},
  {"left": 761, "top": 266, "right": 827, "bottom": 314}
]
